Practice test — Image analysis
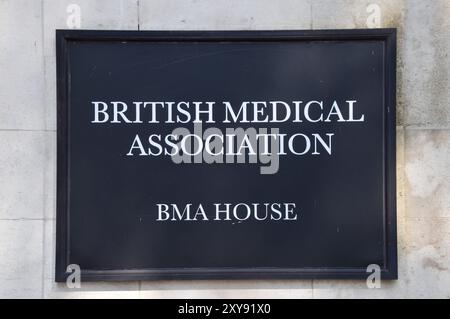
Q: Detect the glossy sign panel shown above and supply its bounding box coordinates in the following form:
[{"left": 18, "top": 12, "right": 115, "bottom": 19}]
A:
[{"left": 56, "top": 30, "right": 397, "bottom": 281}]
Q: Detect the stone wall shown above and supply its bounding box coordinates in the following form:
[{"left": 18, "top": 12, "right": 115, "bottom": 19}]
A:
[{"left": 0, "top": 0, "right": 449, "bottom": 298}]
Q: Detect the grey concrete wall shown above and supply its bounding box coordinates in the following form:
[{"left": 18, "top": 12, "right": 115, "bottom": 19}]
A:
[{"left": 0, "top": 0, "right": 449, "bottom": 298}]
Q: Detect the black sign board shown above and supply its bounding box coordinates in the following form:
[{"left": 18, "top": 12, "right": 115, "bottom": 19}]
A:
[{"left": 56, "top": 29, "right": 397, "bottom": 281}]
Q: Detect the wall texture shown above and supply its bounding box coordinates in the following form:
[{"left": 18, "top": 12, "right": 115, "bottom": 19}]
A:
[{"left": 0, "top": 0, "right": 449, "bottom": 298}]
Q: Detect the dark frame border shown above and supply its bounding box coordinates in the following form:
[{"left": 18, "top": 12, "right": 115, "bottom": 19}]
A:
[{"left": 56, "top": 29, "right": 397, "bottom": 282}]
